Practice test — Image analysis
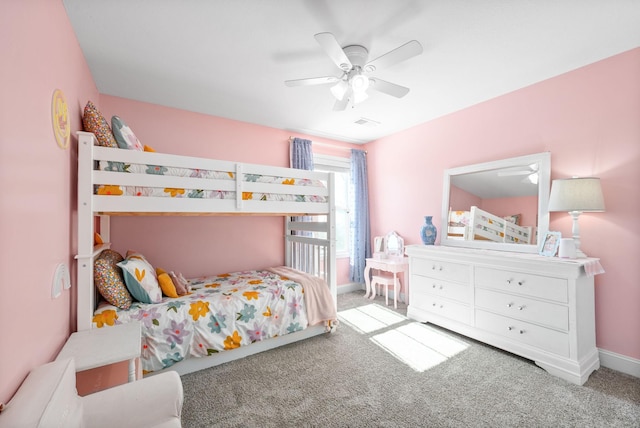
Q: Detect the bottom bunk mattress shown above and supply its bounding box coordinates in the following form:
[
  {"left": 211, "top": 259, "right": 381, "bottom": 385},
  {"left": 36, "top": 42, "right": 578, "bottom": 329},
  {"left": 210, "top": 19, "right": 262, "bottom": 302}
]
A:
[{"left": 92, "top": 267, "right": 336, "bottom": 374}]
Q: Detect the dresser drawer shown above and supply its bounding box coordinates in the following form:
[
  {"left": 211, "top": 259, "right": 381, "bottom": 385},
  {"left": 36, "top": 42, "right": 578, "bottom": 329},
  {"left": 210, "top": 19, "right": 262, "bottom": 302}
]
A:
[
  {"left": 475, "top": 267, "right": 568, "bottom": 303},
  {"left": 476, "top": 310, "right": 569, "bottom": 357},
  {"left": 412, "top": 258, "right": 470, "bottom": 283},
  {"left": 411, "top": 294, "right": 473, "bottom": 325},
  {"left": 412, "top": 274, "right": 471, "bottom": 304},
  {"left": 475, "top": 288, "right": 568, "bottom": 331}
]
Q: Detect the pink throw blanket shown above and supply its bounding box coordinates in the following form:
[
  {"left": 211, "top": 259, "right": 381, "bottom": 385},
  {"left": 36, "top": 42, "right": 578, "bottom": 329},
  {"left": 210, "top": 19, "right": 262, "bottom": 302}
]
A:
[{"left": 267, "top": 266, "right": 337, "bottom": 327}]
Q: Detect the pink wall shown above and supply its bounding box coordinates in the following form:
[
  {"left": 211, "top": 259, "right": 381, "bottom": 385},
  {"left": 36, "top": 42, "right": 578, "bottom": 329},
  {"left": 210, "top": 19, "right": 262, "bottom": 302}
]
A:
[
  {"left": 366, "top": 48, "right": 640, "bottom": 359},
  {"left": 0, "top": 0, "right": 99, "bottom": 403},
  {"left": 482, "top": 196, "right": 538, "bottom": 232},
  {"left": 449, "top": 186, "right": 482, "bottom": 211},
  {"left": 98, "top": 96, "right": 355, "bottom": 282},
  {"left": 1, "top": 1, "right": 637, "bottom": 405}
]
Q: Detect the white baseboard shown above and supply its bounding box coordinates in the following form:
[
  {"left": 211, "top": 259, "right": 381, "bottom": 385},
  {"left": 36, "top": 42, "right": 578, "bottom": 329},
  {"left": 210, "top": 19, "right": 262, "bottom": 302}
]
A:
[
  {"left": 599, "top": 348, "right": 640, "bottom": 378},
  {"left": 337, "top": 282, "right": 364, "bottom": 294}
]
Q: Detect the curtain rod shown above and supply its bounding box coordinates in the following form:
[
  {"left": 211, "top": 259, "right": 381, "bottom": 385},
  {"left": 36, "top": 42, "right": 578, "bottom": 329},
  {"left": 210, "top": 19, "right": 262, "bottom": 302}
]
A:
[{"left": 288, "top": 136, "right": 366, "bottom": 154}]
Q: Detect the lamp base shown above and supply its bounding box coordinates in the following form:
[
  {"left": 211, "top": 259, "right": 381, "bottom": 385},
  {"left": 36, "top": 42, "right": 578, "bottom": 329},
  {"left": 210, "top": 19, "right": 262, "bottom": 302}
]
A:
[{"left": 575, "top": 248, "right": 588, "bottom": 258}]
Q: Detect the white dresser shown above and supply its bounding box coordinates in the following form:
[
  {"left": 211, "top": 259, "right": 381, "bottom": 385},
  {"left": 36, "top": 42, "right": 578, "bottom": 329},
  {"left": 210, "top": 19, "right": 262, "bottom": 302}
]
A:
[{"left": 406, "top": 245, "right": 600, "bottom": 385}]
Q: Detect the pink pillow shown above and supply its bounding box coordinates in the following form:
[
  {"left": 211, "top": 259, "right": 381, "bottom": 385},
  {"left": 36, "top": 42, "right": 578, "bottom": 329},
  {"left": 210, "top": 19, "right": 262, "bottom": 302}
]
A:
[{"left": 169, "top": 271, "right": 191, "bottom": 296}]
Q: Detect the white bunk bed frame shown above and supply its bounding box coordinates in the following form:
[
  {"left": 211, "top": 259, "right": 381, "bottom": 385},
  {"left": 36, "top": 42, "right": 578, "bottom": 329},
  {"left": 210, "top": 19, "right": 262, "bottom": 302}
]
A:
[
  {"left": 75, "top": 131, "right": 336, "bottom": 375},
  {"left": 448, "top": 206, "right": 532, "bottom": 245}
]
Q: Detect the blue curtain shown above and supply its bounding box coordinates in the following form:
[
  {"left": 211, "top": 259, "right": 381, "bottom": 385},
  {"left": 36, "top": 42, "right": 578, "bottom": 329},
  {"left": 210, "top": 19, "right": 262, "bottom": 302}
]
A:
[
  {"left": 290, "top": 137, "right": 313, "bottom": 170},
  {"left": 290, "top": 137, "right": 313, "bottom": 238},
  {"left": 349, "top": 149, "right": 371, "bottom": 283}
]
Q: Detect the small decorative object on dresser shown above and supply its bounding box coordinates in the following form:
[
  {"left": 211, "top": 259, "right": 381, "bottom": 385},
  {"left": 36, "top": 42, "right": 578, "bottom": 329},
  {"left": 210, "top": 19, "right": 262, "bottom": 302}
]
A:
[
  {"left": 539, "top": 231, "right": 561, "bottom": 257},
  {"left": 420, "top": 215, "right": 437, "bottom": 245},
  {"left": 406, "top": 245, "right": 604, "bottom": 385}
]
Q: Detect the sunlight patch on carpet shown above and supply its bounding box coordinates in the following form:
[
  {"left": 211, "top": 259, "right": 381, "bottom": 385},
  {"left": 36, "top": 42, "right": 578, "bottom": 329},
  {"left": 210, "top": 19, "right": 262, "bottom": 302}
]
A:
[
  {"left": 371, "top": 322, "right": 469, "bottom": 372},
  {"left": 337, "top": 304, "right": 407, "bottom": 334}
]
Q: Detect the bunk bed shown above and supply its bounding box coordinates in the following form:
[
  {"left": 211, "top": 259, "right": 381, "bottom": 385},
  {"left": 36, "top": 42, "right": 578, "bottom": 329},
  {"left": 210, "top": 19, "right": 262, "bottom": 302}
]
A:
[
  {"left": 447, "top": 206, "right": 533, "bottom": 244},
  {"left": 75, "top": 131, "right": 337, "bottom": 376}
]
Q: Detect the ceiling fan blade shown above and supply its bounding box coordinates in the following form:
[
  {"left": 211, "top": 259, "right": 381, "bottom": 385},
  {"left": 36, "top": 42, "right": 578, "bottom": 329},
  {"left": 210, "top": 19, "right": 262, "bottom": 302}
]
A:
[
  {"left": 332, "top": 88, "right": 352, "bottom": 111},
  {"left": 497, "top": 164, "right": 539, "bottom": 176},
  {"left": 333, "top": 98, "right": 349, "bottom": 111},
  {"left": 498, "top": 171, "right": 532, "bottom": 176},
  {"left": 369, "top": 78, "right": 410, "bottom": 98},
  {"left": 314, "top": 32, "right": 352, "bottom": 71},
  {"left": 364, "top": 40, "right": 423, "bottom": 73},
  {"left": 285, "top": 76, "right": 339, "bottom": 87}
]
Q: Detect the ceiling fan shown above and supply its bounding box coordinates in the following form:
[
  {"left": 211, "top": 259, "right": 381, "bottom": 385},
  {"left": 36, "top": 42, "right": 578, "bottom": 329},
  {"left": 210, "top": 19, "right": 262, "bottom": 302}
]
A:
[
  {"left": 285, "top": 32, "right": 423, "bottom": 111},
  {"left": 498, "top": 163, "right": 540, "bottom": 184}
]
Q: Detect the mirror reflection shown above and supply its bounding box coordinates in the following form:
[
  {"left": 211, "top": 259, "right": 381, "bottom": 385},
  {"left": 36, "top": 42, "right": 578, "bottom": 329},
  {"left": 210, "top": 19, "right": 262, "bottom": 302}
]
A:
[
  {"left": 385, "top": 231, "right": 404, "bottom": 258},
  {"left": 441, "top": 152, "right": 550, "bottom": 254}
]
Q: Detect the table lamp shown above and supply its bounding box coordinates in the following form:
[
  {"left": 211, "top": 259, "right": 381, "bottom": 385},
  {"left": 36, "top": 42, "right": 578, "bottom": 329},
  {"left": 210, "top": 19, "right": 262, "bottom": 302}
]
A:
[{"left": 548, "top": 177, "right": 605, "bottom": 258}]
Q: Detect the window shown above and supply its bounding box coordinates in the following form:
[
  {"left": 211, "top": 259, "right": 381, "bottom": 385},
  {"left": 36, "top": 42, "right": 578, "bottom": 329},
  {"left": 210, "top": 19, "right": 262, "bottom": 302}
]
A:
[{"left": 314, "top": 154, "right": 351, "bottom": 258}]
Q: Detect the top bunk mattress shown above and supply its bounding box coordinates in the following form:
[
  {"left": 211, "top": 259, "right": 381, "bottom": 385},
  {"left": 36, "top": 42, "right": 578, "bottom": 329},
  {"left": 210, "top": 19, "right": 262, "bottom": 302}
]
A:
[
  {"left": 78, "top": 132, "right": 333, "bottom": 215},
  {"left": 97, "top": 159, "right": 326, "bottom": 204}
]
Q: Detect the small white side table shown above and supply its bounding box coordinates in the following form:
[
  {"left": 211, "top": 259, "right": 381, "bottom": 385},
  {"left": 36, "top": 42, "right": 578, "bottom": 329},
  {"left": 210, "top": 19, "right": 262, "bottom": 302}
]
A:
[{"left": 56, "top": 322, "right": 141, "bottom": 382}]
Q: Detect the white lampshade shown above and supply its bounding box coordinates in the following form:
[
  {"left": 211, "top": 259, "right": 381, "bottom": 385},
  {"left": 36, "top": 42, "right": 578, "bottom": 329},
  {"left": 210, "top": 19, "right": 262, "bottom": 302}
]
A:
[
  {"left": 548, "top": 177, "right": 605, "bottom": 213},
  {"left": 330, "top": 80, "right": 349, "bottom": 101},
  {"left": 351, "top": 74, "right": 370, "bottom": 93},
  {"left": 352, "top": 90, "right": 369, "bottom": 104}
]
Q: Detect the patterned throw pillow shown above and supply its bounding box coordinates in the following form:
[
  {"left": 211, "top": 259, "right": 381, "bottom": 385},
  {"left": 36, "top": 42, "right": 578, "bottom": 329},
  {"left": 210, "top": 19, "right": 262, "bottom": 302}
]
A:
[
  {"left": 117, "top": 252, "right": 162, "bottom": 304},
  {"left": 111, "top": 116, "right": 144, "bottom": 151},
  {"left": 94, "top": 249, "right": 132, "bottom": 309},
  {"left": 82, "top": 101, "right": 118, "bottom": 148}
]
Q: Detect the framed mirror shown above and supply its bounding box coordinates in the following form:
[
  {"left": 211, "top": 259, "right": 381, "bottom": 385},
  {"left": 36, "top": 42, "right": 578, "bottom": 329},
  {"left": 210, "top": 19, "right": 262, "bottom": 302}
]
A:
[
  {"left": 385, "top": 231, "right": 404, "bottom": 259},
  {"left": 441, "top": 152, "right": 551, "bottom": 254}
]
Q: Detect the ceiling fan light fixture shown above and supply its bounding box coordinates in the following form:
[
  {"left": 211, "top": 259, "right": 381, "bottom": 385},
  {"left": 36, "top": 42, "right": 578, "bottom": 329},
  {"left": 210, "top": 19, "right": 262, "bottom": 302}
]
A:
[
  {"left": 351, "top": 74, "right": 370, "bottom": 93},
  {"left": 352, "top": 89, "right": 368, "bottom": 104},
  {"left": 330, "top": 80, "right": 349, "bottom": 101}
]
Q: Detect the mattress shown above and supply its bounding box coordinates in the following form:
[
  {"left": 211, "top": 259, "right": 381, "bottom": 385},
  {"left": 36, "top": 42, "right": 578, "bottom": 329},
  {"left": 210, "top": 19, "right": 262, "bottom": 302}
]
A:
[
  {"left": 92, "top": 269, "right": 316, "bottom": 373},
  {"left": 96, "top": 160, "right": 326, "bottom": 203}
]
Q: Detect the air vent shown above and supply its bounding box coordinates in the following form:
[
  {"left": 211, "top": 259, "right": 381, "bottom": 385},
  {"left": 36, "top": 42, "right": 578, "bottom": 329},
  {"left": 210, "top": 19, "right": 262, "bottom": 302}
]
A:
[{"left": 354, "top": 117, "right": 380, "bottom": 127}]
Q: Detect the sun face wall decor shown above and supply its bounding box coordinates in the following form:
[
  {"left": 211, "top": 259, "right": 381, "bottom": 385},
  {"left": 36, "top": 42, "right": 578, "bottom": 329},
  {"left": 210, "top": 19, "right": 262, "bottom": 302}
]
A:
[{"left": 51, "top": 89, "right": 70, "bottom": 149}]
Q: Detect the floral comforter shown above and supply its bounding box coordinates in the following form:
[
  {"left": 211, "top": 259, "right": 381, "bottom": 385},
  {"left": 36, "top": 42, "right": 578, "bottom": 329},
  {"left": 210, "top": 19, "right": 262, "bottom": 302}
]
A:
[
  {"left": 92, "top": 269, "right": 322, "bottom": 373},
  {"left": 96, "top": 160, "right": 326, "bottom": 202}
]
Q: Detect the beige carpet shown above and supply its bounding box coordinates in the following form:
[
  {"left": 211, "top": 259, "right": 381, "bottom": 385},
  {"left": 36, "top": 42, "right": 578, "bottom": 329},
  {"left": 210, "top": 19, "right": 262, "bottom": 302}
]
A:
[{"left": 180, "top": 291, "right": 640, "bottom": 427}]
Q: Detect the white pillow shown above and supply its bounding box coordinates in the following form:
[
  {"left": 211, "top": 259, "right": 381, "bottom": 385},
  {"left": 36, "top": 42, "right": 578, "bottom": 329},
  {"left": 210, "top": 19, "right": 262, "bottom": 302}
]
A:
[{"left": 117, "top": 252, "right": 162, "bottom": 304}]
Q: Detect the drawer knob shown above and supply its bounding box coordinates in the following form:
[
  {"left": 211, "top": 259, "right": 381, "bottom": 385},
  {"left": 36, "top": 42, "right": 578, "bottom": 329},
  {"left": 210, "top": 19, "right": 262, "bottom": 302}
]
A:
[
  {"left": 518, "top": 280, "right": 524, "bottom": 286},
  {"left": 506, "top": 279, "right": 513, "bottom": 285},
  {"left": 507, "top": 303, "right": 513, "bottom": 308},
  {"left": 518, "top": 305, "right": 525, "bottom": 311},
  {"left": 507, "top": 326, "right": 513, "bottom": 331},
  {"left": 519, "top": 329, "right": 525, "bottom": 334}
]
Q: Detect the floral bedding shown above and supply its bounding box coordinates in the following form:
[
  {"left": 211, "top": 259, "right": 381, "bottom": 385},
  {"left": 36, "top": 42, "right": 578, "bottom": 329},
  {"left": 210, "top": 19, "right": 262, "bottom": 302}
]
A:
[
  {"left": 96, "top": 160, "right": 326, "bottom": 202},
  {"left": 92, "top": 269, "right": 319, "bottom": 373}
]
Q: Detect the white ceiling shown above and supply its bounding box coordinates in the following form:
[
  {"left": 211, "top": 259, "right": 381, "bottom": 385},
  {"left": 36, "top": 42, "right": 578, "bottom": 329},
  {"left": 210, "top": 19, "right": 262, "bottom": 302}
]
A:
[{"left": 63, "top": 0, "right": 640, "bottom": 144}]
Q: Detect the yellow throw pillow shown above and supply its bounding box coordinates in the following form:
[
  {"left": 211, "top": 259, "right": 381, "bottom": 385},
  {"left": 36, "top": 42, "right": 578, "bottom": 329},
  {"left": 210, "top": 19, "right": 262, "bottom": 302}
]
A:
[
  {"left": 157, "top": 272, "right": 178, "bottom": 298},
  {"left": 143, "top": 145, "right": 156, "bottom": 152}
]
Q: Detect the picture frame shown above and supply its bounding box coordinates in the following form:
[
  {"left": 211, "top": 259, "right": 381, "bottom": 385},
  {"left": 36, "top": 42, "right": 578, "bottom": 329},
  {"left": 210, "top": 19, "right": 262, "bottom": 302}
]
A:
[{"left": 539, "top": 231, "right": 562, "bottom": 257}]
